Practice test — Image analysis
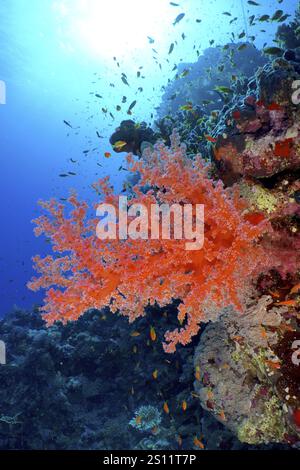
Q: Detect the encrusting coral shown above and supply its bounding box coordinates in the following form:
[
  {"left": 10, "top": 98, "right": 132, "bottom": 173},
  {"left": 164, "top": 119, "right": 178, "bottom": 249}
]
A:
[{"left": 28, "top": 132, "right": 270, "bottom": 353}]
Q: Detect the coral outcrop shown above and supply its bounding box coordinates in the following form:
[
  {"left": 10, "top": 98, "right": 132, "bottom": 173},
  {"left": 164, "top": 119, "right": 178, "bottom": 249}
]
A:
[{"left": 194, "top": 295, "right": 300, "bottom": 446}]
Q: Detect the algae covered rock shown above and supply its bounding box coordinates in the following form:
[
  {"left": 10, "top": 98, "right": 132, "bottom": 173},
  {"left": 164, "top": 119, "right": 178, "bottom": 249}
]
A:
[{"left": 193, "top": 296, "right": 300, "bottom": 446}]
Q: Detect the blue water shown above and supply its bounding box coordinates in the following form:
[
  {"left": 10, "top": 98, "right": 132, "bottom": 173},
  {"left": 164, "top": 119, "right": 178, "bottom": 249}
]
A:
[{"left": 0, "top": 0, "right": 297, "bottom": 315}]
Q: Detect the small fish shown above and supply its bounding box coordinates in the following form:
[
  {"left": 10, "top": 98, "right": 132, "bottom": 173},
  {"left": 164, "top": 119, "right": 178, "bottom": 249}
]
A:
[
  {"left": 278, "top": 14, "right": 290, "bottom": 23},
  {"left": 214, "top": 85, "right": 233, "bottom": 94},
  {"left": 195, "top": 365, "right": 201, "bottom": 381},
  {"left": 249, "top": 14, "right": 256, "bottom": 26},
  {"left": 59, "top": 173, "right": 69, "bottom": 177},
  {"left": 104, "top": 152, "right": 111, "bottom": 158},
  {"left": 260, "top": 327, "right": 268, "bottom": 339},
  {"left": 150, "top": 326, "right": 157, "bottom": 342},
  {"left": 173, "top": 13, "right": 185, "bottom": 25},
  {"left": 152, "top": 369, "right": 158, "bottom": 380},
  {"left": 205, "top": 135, "right": 217, "bottom": 143},
  {"left": 265, "top": 360, "right": 281, "bottom": 370},
  {"left": 68, "top": 172, "right": 76, "bottom": 176},
  {"left": 121, "top": 76, "right": 130, "bottom": 86},
  {"left": 170, "top": 2, "right": 180, "bottom": 5},
  {"left": 113, "top": 140, "right": 127, "bottom": 151},
  {"left": 196, "top": 18, "right": 202, "bottom": 23},
  {"left": 259, "top": 15, "right": 270, "bottom": 22},
  {"left": 290, "top": 283, "right": 300, "bottom": 295},
  {"left": 135, "top": 415, "right": 142, "bottom": 425},
  {"left": 95, "top": 94, "right": 103, "bottom": 99},
  {"left": 238, "top": 43, "right": 247, "bottom": 51},
  {"left": 130, "top": 331, "right": 141, "bottom": 337},
  {"left": 128, "top": 100, "right": 137, "bottom": 112},
  {"left": 247, "top": 0, "right": 259, "bottom": 5},
  {"left": 180, "top": 69, "right": 190, "bottom": 78},
  {"left": 219, "top": 410, "right": 227, "bottom": 421},
  {"left": 116, "top": 105, "right": 121, "bottom": 111},
  {"left": 193, "top": 436, "right": 205, "bottom": 449},
  {"left": 223, "top": 12, "right": 232, "bottom": 16},
  {"left": 180, "top": 103, "right": 193, "bottom": 111},
  {"left": 263, "top": 47, "right": 283, "bottom": 56},
  {"left": 182, "top": 400, "right": 187, "bottom": 411},
  {"left": 163, "top": 402, "right": 170, "bottom": 414},
  {"left": 63, "top": 120, "right": 73, "bottom": 128},
  {"left": 122, "top": 96, "right": 127, "bottom": 103},
  {"left": 271, "top": 10, "right": 284, "bottom": 22},
  {"left": 147, "top": 36, "right": 155, "bottom": 44},
  {"left": 276, "top": 300, "right": 297, "bottom": 307},
  {"left": 168, "top": 43, "right": 175, "bottom": 54},
  {"left": 132, "top": 345, "right": 138, "bottom": 354}
]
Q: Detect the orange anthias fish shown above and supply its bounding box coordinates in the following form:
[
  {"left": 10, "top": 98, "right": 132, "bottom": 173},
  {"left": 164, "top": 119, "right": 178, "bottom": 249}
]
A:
[
  {"left": 265, "top": 360, "right": 281, "bottom": 370},
  {"left": 195, "top": 365, "right": 201, "bottom": 381},
  {"left": 205, "top": 135, "right": 217, "bottom": 143},
  {"left": 276, "top": 300, "right": 297, "bottom": 307},
  {"left": 150, "top": 326, "right": 157, "bottom": 342},
  {"left": 135, "top": 415, "right": 142, "bottom": 425},
  {"left": 104, "top": 152, "right": 111, "bottom": 158},
  {"left": 163, "top": 401, "right": 170, "bottom": 414},
  {"left": 290, "top": 283, "right": 300, "bottom": 295},
  {"left": 193, "top": 436, "right": 205, "bottom": 449},
  {"left": 182, "top": 400, "right": 187, "bottom": 411}
]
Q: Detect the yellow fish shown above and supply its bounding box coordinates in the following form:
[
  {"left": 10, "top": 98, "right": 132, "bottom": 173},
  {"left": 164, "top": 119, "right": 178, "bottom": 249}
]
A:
[
  {"left": 195, "top": 365, "right": 201, "bottom": 381},
  {"left": 180, "top": 103, "right": 193, "bottom": 111},
  {"left": 113, "top": 140, "right": 127, "bottom": 150},
  {"left": 150, "top": 326, "right": 157, "bottom": 342}
]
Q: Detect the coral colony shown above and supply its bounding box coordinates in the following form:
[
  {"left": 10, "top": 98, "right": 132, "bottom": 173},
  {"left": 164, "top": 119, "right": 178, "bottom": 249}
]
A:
[{"left": 28, "top": 134, "right": 267, "bottom": 353}]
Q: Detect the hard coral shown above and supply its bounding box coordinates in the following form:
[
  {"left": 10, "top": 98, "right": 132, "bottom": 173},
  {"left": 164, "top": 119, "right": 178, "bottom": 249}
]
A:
[{"left": 29, "top": 132, "right": 269, "bottom": 352}]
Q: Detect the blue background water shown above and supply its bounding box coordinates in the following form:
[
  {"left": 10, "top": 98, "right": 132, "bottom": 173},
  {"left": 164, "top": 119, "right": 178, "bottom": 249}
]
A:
[{"left": 0, "top": 0, "right": 296, "bottom": 315}]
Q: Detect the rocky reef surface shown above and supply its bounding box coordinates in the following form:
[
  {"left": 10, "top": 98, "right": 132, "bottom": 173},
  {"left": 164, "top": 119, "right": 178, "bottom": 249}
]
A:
[{"left": 0, "top": 306, "right": 290, "bottom": 450}]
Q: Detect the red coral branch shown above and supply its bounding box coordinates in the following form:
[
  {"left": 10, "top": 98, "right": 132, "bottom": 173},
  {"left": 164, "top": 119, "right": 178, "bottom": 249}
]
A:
[{"left": 28, "top": 133, "right": 270, "bottom": 352}]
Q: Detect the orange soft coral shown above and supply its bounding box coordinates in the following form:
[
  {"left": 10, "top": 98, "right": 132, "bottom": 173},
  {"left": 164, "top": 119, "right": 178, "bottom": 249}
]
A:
[{"left": 28, "top": 132, "right": 270, "bottom": 352}]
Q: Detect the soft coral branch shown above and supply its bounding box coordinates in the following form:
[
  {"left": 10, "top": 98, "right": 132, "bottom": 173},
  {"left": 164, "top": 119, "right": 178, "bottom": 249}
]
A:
[{"left": 28, "top": 133, "right": 270, "bottom": 352}]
